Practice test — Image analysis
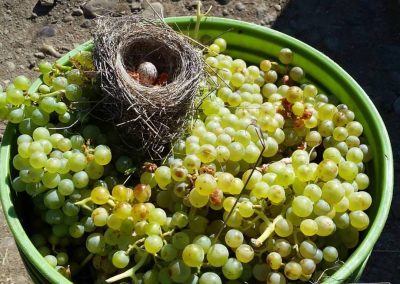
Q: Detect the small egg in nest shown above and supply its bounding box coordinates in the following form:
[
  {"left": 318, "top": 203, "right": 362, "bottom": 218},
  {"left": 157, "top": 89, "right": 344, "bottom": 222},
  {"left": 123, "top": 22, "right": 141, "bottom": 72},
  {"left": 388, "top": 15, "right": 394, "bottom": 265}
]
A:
[{"left": 137, "top": 62, "right": 158, "bottom": 85}]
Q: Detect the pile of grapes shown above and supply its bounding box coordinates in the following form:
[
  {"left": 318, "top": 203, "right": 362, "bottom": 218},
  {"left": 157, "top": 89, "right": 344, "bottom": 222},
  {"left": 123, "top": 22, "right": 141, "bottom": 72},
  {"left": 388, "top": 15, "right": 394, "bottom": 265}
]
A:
[{"left": 0, "top": 38, "right": 373, "bottom": 284}]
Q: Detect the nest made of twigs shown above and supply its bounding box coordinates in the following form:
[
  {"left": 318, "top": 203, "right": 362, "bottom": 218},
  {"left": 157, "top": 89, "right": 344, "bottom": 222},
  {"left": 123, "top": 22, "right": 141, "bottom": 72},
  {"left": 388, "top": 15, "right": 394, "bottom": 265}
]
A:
[{"left": 93, "top": 16, "right": 203, "bottom": 160}]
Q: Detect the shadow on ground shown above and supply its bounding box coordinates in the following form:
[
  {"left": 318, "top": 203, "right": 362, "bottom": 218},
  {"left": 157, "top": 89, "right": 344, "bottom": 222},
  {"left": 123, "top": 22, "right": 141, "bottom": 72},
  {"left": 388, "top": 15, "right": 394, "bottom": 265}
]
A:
[{"left": 273, "top": 0, "right": 400, "bottom": 282}]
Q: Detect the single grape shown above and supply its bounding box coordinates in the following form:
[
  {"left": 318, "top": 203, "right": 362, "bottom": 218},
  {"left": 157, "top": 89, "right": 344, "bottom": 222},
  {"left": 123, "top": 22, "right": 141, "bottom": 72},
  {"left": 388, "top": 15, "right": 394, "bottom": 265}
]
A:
[
  {"left": 195, "top": 173, "right": 217, "bottom": 196},
  {"left": 273, "top": 239, "right": 292, "bottom": 257},
  {"left": 133, "top": 184, "right": 151, "bottom": 203},
  {"left": 72, "top": 171, "right": 89, "bottom": 188},
  {"left": 44, "top": 255, "right": 58, "bottom": 268},
  {"left": 274, "top": 218, "right": 293, "bottom": 237},
  {"left": 160, "top": 244, "right": 177, "bottom": 262},
  {"left": 292, "top": 196, "right": 313, "bottom": 217},
  {"left": 112, "top": 250, "right": 130, "bottom": 269},
  {"left": 188, "top": 189, "right": 209, "bottom": 208},
  {"left": 193, "top": 235, "right": 211, "bottom": 253},
  {"left": 315, "top": 216, "right": 336, "bottom": 236},
  {"left": 172, "top": 232, "right": 190, "bottom": 250},
  {"left": 91, "top": 186, "right": 110, "bottom": 205},
  {"left": 182, "top": 244, "right": 204, "bottom": 267},
  {"left": 207, "top": 244, "right": 229, "bottom": 267},
  {"left": 300, "top": 219, "right": 318, "bottom": 236},
  {"left": 267, "top": 272, "right": 286, "bottom": 284},
  {"left": 323, "top": 246, "right": 338, "bottom": 262},
  {"left": 266, "top": 252, "right": 282, "bottom": 270},
  {"left": 284, "top": 261, "right": 302, "bottom": 280},
  {"left": 169, "top": 259, "right": 191, "bottom": 283},
  {"left": 278, "top": 48, "right": 293, "bottom": 64},
  {"left": 300, "top": 258, "right": 316, "bottom": 275},
  {"left": 235, "top": 244, "right": 254, "bottom": 263},
  {"left": 225, "top": 229, "right": 244, "bottom": 248},
  {"left": 349, "top": 210, "right": 369, "bottom": 230},
  {"left": 86, "top": 233, "right": 105, "bottom": 254},
  {"left": 144, "top": 235, "right": 163, "bottom": 254},
  {"left": 222, "top": 258, "right": 243, "bottom": 280},
  {"left": 199, "top": 272, "right": 222, "bottom": 284}
]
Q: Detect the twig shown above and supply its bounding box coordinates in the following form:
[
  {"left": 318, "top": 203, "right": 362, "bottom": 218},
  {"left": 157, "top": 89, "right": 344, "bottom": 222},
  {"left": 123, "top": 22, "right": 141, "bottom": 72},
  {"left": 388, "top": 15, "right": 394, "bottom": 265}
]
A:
[{"left": 2, "top": 248, "right": 8, "bottom": 265}]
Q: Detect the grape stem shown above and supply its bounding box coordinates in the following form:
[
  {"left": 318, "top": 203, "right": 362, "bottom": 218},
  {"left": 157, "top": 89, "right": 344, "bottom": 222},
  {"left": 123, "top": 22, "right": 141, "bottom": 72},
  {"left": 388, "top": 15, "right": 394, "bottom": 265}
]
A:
[
  {"left": 38, "top": 90, "right": 65, "bottom": 98},
  {"left": 107, "top": 199, "right": 116, "bottom": 207},
  {"left": 254, "top": 210, "right": 271, "bottom": 224},
  {"left": 257, "top": 157, "right": 292, "bottom": 173},
  {"left": 105, "top": 253, "right": 148, "bottom": 283},
  {"left": 161, "top": 229, "right": 175, "bottom": 238},
  {"left": 293, "top": 229, "right": 300, "bottom": 255},
  {"left": 242, "top": 215, "right": 261, "bottom": 231},
  {"left": 78, "top": 253, "right": 93, "bottom": 271},
  {"left": 74, "top": 197, "right": 93, "bottom": 211},
  {"left": 126, "top": 238, "right": 146, "bottom": 255},
  {"left": 194, "top": 1, "right": 212, "bottom": 40},
  {"left": 251, "top": 215, "right": 283, "bottom": 247},
  {"left": 55, "top": 63, "right": 73, "bottom": 72},
  {"left": 308, "top": 144, "right": 317, "bottom": 160}
]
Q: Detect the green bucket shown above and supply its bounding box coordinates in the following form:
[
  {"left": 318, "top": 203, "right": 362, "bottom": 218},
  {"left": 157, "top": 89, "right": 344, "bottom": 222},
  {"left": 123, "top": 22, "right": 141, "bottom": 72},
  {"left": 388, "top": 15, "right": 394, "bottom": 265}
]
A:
[{"left": 0, "top": 17, "right": 393, "bottom": 283}]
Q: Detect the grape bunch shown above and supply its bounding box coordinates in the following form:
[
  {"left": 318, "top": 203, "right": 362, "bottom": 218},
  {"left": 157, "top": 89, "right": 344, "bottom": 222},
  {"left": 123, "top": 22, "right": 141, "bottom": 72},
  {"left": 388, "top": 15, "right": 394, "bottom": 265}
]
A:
[{"left": 0, "top": 38, "right": 374, "bottom": 284}]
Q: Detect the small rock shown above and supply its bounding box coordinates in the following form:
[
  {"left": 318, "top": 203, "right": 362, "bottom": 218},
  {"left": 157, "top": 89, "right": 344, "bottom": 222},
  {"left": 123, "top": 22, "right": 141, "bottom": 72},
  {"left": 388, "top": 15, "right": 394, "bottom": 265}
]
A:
[
  {"left": 235, "top": 2, "right": 245, "bottom": 11},
  {"left": 40, "top": 0, "right": 55, "bottom": 6},
  {"left": 216, "top": 0, "right": 231, "bottom": 4},
  {"left": 274, "top": 4, "right": 281, "bottom": 11},
  {"left": 80, "top": 19, "right": 92, "bottom": 28},
  {"left": 222, "top": 9, "right": 229, "bottom": 16},
  {"left": 264, "top": 15, "right": 275, "bottom": 25},
  {"left": 82, "top": 0, "right": 129, "bottom": 18},
  {"left": 28, "top": 59, "right": 36, "bottom": 69},
  {"left": 34, "top": 52, "right": 46, "bottom": 59},
  {"left": 37, "top": 25, "right": 56, "bottom": 37},
  {"left": 40, "top": 44, "right": 62, "bottom": 58},
  {"left": 30, "top": 12, "right": 38, "bottom": 19},
  {"left": 6, "top": 61, "right": 15, "bottom": 71},
  {"left": 72, "top": 8, "right": 83, "bottom": 16},
  {"left": 142, "top": 2, "right": 164, "bottom": 18},
  {"left": 131, "top": 2, "right": 142, "bottom": 12},
  {"left": 62, "top": 15, "right": 74, "bottom": 22},
  {"left": 256, "top": 8, "right": 265, "bottom": 19}
]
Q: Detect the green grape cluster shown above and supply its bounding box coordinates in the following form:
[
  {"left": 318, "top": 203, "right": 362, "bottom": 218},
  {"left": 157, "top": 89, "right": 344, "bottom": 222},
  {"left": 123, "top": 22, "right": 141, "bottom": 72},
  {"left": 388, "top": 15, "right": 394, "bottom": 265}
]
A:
[
  {"left": 0, "top": 40, "right": 374, "bottom": 284},
  {"left": 139, "top": 39, "right": 373, "bottom": 283}
]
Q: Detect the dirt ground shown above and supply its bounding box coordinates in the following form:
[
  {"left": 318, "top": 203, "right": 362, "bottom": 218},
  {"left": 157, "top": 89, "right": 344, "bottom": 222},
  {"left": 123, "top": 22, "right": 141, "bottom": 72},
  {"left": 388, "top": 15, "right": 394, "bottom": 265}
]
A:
[{"left": 0, "top": 0, "right": 399, "bottom": 283}]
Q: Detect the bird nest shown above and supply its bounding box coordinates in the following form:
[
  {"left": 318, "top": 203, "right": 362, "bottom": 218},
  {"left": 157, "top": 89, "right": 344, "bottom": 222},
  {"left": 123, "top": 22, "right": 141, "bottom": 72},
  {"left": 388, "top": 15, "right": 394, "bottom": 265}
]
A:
[{"left": 93, "top": 16, "right": 204, "bottom": 160}]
